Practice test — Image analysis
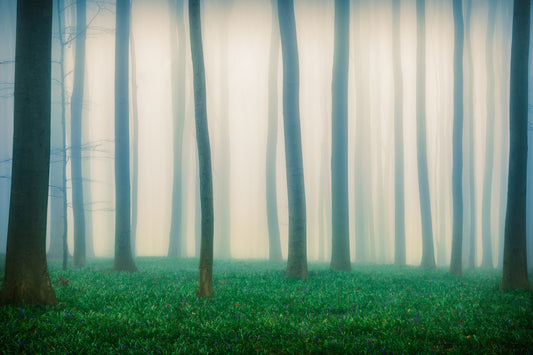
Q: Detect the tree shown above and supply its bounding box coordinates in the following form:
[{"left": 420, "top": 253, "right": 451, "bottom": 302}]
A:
[
  {"left": 330, "top": 0, "right": 351, "bottom": 271},
  {"left": 481, "top": 0, "right": 497, "bottom": 269},
  {"left": 278, "top": 0, "right": 308, "bottom": 279},
  {"left": 392, "top": 0, "right": 405, "bottom": 266},
  {"left": 113, "top": 0, "right": 137, "bottom": 272},
  {"left": 500, "top": 0, "right": 530, "bottom": 291},
  {"left": 71, "top": 0, "right": 87, "bottom": 268},
  {"left": 130, "top": 14, "right": 139, "bottom": 257},
  {"left": 0, "top": 0, "right": 57, "bottom": 306},
  {"left": 450, "top": 0, "right": 464, "bottom": 276},
  {"left": 189, "top": 0, "right": 215, "bottom": 297},
  {"left": 168, "top": 0, "right": 187, "bottom": 258},
  {"left": 266, "top": 0, "right": 282, "bottom": 262},
  {"left": 416, "top": 0, "right": 436, "bottom": 269}
]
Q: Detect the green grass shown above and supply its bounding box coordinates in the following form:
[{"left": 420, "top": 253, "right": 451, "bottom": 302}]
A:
[{"left": 0, "top": 258, "right": 532, "bottom": 354}]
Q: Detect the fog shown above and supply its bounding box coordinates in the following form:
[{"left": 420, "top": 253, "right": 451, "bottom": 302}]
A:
[{"left": 0, "top": 0, "right": 529, "bottom": 266}]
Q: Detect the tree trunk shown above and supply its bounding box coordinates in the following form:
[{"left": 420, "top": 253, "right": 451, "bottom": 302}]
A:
[
  {"left": 0, "top": 0, "right": 57, "bottom": 306},
  {"left": 501, "top": 0, "right": 530, "bottom": 291},
  {"left": 527, "top": 124, "right": 532, "bottom": 271},
  {"left": 393, "top": 0, "right": 405, "bottom": 267},
  {"left": 130, "top": 19, "right": 139, "bottom": 257},
  {"left": 266, "top": 0, "right": 282, "bottom": 262},
  {"left": 464, "top": 0, "right": 476, "bottom": 270},
  {"left": 480, "top": 0, "right": 497, "bottom": 269},
  {"left": 278, "top": 0, "right": 308, "bottom": 279},
  {"left": 168, "top": 0, "right": 186, "bottom": 258},
  {"left": 189, "top": 0, "right": 215, "bottom": 297},
  {"left": 71, "top": 0, "right": 87, "bottom": 268},
  {"left": 113, "top": 0, "right": 137, "bottom": 273},
  {"left": 330, "top": 0, "right": 351, "bottom": 271},
  {"left": 450, "top": 0, "right": 464, "bottom": 276}
]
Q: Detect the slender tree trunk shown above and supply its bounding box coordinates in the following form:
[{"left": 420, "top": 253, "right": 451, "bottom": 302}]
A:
[
  {"left": 416, "top": 0, "right": 436, "bottom": 269},
  {"left": 278, "top": 0, "right": 308, "bottom": 279},
  {"left": 527, "top": 124, "right": 532, "bottom": 271},
  {"left": 501, "top": 0, "right": 530, "bottom": 291},
  {"left": 464, "top": 0, "right": 476, "bottom": 270},
  {"left": 450, "top": 0, "right": 464, "bottom": 276},
  {"left": 481, "top": 0, "right": 497, "bottom": 269},
  {"left": 83, "top": 160, "right": 94, "bottom": 258},
  {"left": 0, "top": 0, "right": 57, "bottom": 306},
  {"left": 130, "top": 19, "right": 139, "bottom": 257},
  {"left": 393, "top": 0, "right": 405, "bottom": 266},
  {"left": 48, "top": 0, "right": 68, "bottom": 262},
  {"left": 60, "top": 0, "right": 69, "bottom": 269},
  {"left": 266, "top": 0, "right": 282, "bottom": 262},
  {"left": 113, "top": 0, "right": 137, "bottom": 272},
  {"left": 168, "top": 0, "right": 186, "bottom": 258},
  {"left": 71, "top": 0, "right": 87, "bottom": 268},
  {"left": 190, "top": 0, "right": 215, "bottom": 297},
  {"left": 330, "top": 0, "right": 351, "bottom": 271}
]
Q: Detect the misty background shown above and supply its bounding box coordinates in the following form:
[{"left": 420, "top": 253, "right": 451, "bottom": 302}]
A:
[{"left": 0, "top": 0, "right": 530, "bottom": 266}]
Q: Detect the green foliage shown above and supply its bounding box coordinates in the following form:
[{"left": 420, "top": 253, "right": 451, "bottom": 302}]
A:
[{"left": 0, "top": 258, "right": 532, "bottom": 353}]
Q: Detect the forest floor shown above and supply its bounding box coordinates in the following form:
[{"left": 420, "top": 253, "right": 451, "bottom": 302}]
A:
[{"left": 0, "top": 257, "right": 532, "bottom": 354}]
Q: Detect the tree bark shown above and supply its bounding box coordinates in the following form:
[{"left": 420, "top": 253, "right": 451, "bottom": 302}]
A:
[
  {"left": 0, "top": 0, "right": 57, "bottom": 306},
  {"left": 416, "top": 0, "right": 436, "bottom": 269},
  {"left": 330, "top": 0, "right": 351, "bottom": 271},
  {"left": 450, "top": 0, "right": 464, "bottom": 276},
  {"left": 481, "top": 0, "right": 497, "bottom": 269},
  {"left": 278, "top": 0, "right": 308, "bottom": 279},
  {"left": 71, "top": 0, "right": 87, "bottom": 268},
  {"left": 501, "top": 0, "right": 530, "bottom": 291},
  {"left": 168, "top": 0, "right": 187, "bottom": 258},
  {"left": 266, "top": 0, "right": 282, "bottom": 262},
  {"left": 393, "top": 0, "right": 405, "bottom": 266},
  {"left": 113, "top": 0, "right": 137, "bottom": 272},
  {"left": 130, "top": 17, "right": 139, "bottom": 257},
  {"left": 189, "top": 0, "right": 215, "bottom": 297}
]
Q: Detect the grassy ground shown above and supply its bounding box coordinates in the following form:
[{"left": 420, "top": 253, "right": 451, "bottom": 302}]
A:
[{"left": 0, "top": 257, "right": 532, "bottom": 354}]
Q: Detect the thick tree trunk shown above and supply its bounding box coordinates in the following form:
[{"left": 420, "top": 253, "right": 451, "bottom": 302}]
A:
[
  {"left": 0, "top": 0, "right": 57, "bottom": 306},
  {"left": 266, "top": 0, "right": 282, "bottom": 262},
  {"left": 392, "top": 0, "right": 405, "bottom": 266},
  {"left": 416, "top": 0, "right": 436, "bottom": 269},
  {"left": 113, "top": 0, "right": 137, "bottom": 273},
  {"left": 450, "top": 0, "right": 464, "bottom": 276},
  {"left": 330, "top": 0, "right": 351, "bottom": 271},
  {"left": 189, "top": 0, "right": 215, "bottom": 297},
  {"left": 168, "top": 0, "right": 186, "bottom": 258},
  {"left": 481, "top": 0, "right": 497, "bottom": 269},
  {"left": 71, "top": 0, "right": 87, "bottom": 268},
  {"left": 501, "top": 0, "right": 530, "bottom": 291},
  {"left": 278, "top": 0, "right": 308, "bottom": 279}
]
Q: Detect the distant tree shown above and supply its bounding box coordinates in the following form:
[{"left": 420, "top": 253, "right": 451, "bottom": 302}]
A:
[
  {"left": 278, "top": 0, "right": 308, "bottom": 279},
  {"left": 48, "top": 0, "right": 69, "bottom": 270},
  {"left": 168, "top": 0, "right": 187, "bottom": 258},
  {"left": 464, "top": 0, "right": 476, "bottom": 270},
  {"left": 416, "top": 0, "right": 436, "bottom": 269},
  {"left": 266, "top": 0, "right": 282, "bottom": 262},
  {"left": 71, "top": 0, "right": 88, "bottom": 268},
  {"left": 392, "top": 0, "right": 405, "bottom": 266},
  {"left": 501, "top": 0, "right": 530, "bottom": 291},
  {"left": 481, "top": 0, "right": 497, "bottom": 269},
  {"left": 189, "top": 0, "right": 215, "bottom": 297},
  {"left": 113, "top": 0, "right": 137, "bottom": 272},
  {"left": 450, "top": 0, "right": 464, "bottom": 276},
  {"left": 330, "top": 0, "right": 351, "bottom": 272},
  {"left": 130, "top": 11, "right": 139, "bottom": 257},
  {"left": 0, "top": 0, "right": 57, "bottom": 305},
  {"left": 214, "top": 0, "right": 233, "bottom": 260}
]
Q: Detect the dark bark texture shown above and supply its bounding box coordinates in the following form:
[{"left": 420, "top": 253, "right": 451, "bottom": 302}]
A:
[
  {"left": 501, "top": 0, "right": 530, "bottom": 291},
  {"left": 0, "top": 0, "right": 57, "bottom": 306}
]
